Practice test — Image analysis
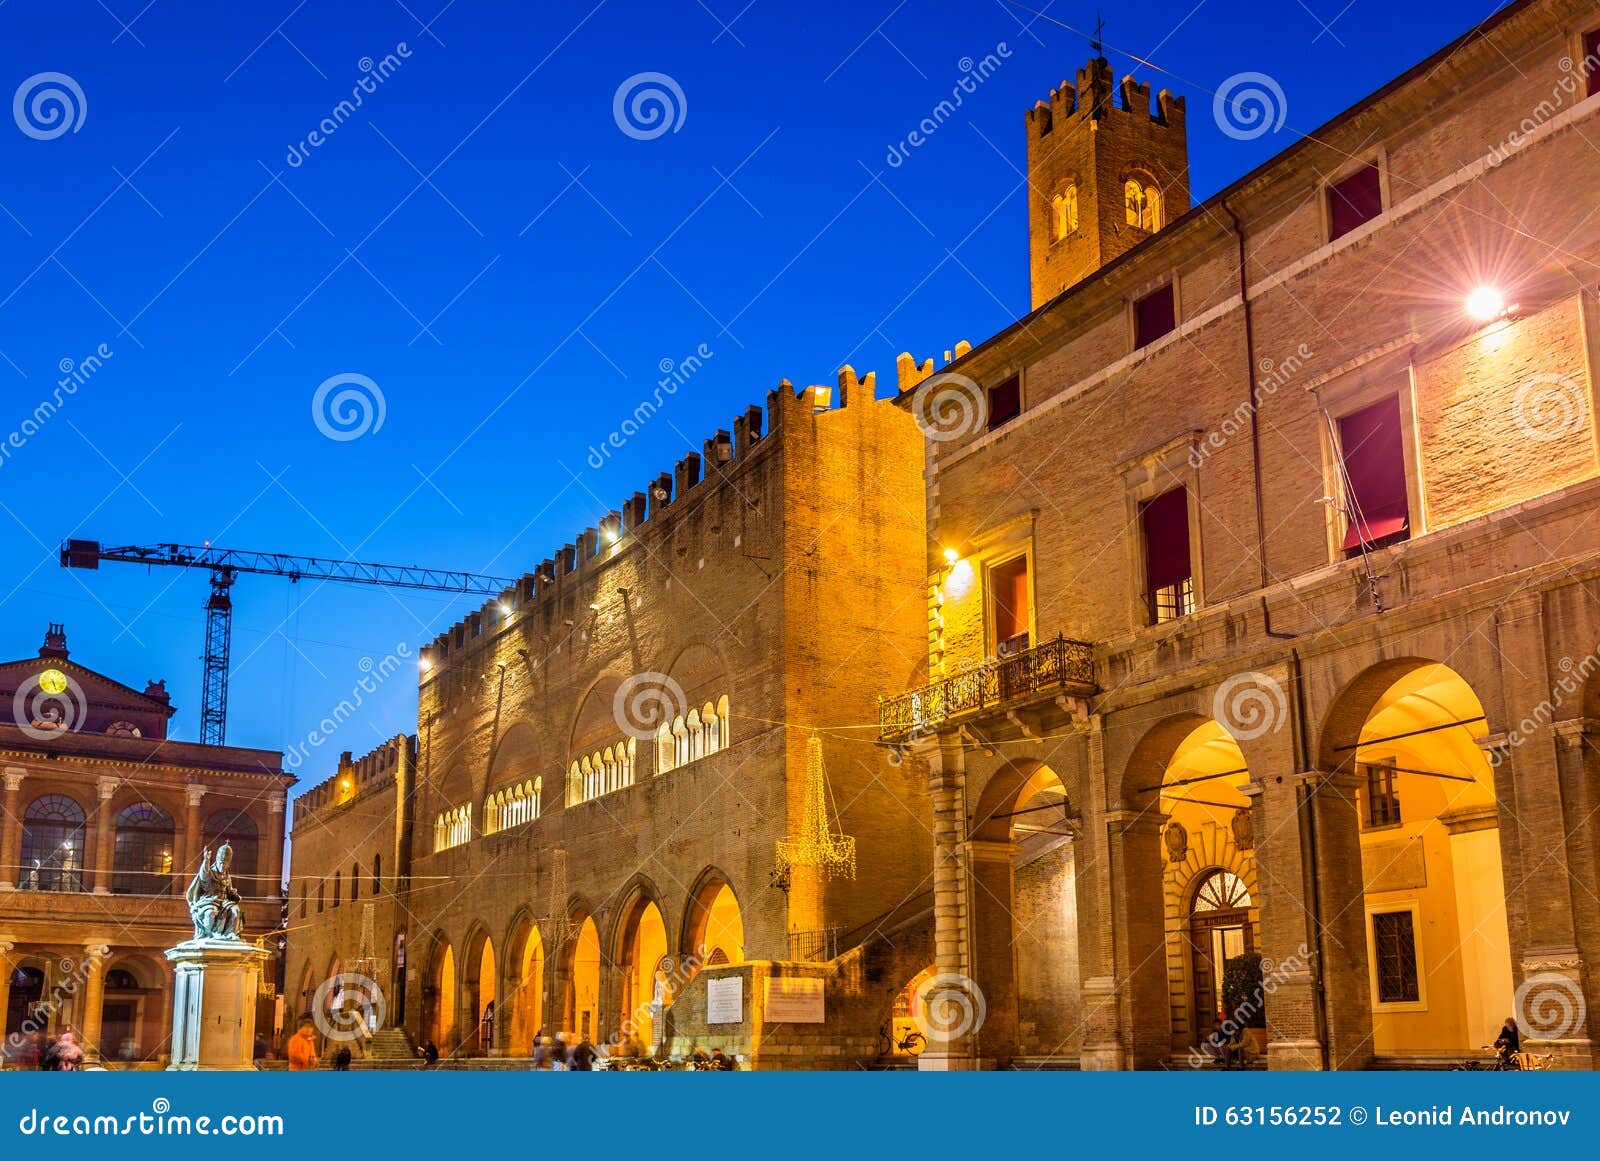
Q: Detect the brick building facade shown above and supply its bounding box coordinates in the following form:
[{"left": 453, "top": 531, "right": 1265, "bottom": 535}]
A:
[
  {"left": 0, "top": 625, "right": 290, "bottom": 1066},
  {"left": 888, "top": 0, "right": 1600, "bottom": 1070}
]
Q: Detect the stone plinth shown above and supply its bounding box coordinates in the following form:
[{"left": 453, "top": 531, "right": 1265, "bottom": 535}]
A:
[{"left": 165, "top": 938, "right": 270, "bottom": 1071}]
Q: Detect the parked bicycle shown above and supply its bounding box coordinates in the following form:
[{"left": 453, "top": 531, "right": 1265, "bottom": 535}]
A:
[{"left": 878, "top": 1021, "right": 926, "bottom": 1057}]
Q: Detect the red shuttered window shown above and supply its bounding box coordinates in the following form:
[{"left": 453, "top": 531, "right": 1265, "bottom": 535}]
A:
[{"left": 1337, "top": 394, "right": 1410, "bottom": 553}]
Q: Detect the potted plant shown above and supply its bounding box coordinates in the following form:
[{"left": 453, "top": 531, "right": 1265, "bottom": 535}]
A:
[{"left": 1222, "top": 952, "right": 1268, "bottom": 1059}]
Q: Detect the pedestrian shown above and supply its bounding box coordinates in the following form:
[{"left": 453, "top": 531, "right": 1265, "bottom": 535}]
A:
[
  {"left": 551, "top": 1032, "right": 568, "bottom": 1071},
  {"left": 708, "top": 1048, "right": 732, "bottom": 1071},
  {"left": 1494, "top": 1016, "right": 1521, "bottom": 1068},
  {"left": 332, "top": 1045, "right": 352, "bottom": 1071},
  {"left": 569, "top": 1036, "right": 596, "bottom": 1071},
  {"left": 420, "top": 1039, "right": 439, "bottom": 1067},
  {"left": 532, "top": 1035, "right": 554, "bottom": 1070},
  {"left": 288, "top": 1015, "right": 319, "bottom": 1071},
  {"left": 52, "top": 1031, "right": 83, "bottom": 1072}
]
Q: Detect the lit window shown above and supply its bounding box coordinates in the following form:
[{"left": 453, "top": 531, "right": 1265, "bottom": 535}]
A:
[
  {"left": 1337, "top": 395, "right": 1410, "bottom": 555},
  {"left": 987, "top": 374, "right": 1022, "bottom": 431},
  {"left": 1372, "top": 911, "right": 1420, "bottom": 1003},
  {"left": 1125, "top": 178, "right": 1161, "bottom": 230},
  {"left": 990, "top": 555, "right": 1030, "bottom": 656},
  {"left": 1363, "top": 762, "right": 1401, "bottom": 828},
  {"left": 1141, "top": 486, "right": 1194, "bottom": 624},
  {"left": 1133, "top": 283, "right": 1176, "bottom": 349},
  {"left": 657, "top": 694, "right": 730, "bottom": 776},
  {"left": 1327, "top": 163, "right": 1383, "bottom": 241},
  {"left": 1052, "top": 186, "right": 1078, "bottom": 238}
]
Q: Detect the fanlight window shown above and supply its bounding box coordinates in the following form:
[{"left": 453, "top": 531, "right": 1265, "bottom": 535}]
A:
[
  {"left": 1125, "top": 177, "right": 1162, "bottom": 231},
  {"left": 570, "top": 739, "right": 637, "bottom": 806},
  {"left": 1192, "top": 869, "right": 1251, "bottom": 913},
  {"left": 434, "top": 805, "right": 471, "bottom": 852},
  {"left": 20, "top": 794, "right": 86, "bottom": 893},
  {"left": 1052, "top": 186, "right": 1078, "bottom": 239},
  {"left": 484, "top": 778, "right": 542, "bottom": 833},
  {"left": 656, "top": 695, "right": 730, "bottom": 775}
]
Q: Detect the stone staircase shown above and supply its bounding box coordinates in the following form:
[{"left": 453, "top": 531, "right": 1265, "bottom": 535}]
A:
[{"left": 324, "top": 1027, "right": 427, "bottom": 1070}]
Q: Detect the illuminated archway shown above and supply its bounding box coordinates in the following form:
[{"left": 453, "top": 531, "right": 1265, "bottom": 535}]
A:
[
  {"left": 563, "top": 916, "right": 601, "bottom": 1042},
  {"left": 684, "top": 874, "right": 744, "bottom": 969},
  {"left": 1323, "top": 661, "right": 1510, "bottom": 1055},
  {"left": 506, "top": 919, "right": 545, "bottom": 1054},
  {"left": 424, "top": 940, "right": 456, "bottom": 1050},
  {"left": 887, "top": 965, "right": 936, "bottom": 1057},
  {"left": 465, "top": 934, "right": 496, "bottom": 1055},
  {"left": 616, "top": 894, "right": 668, "bottom": 1050}
]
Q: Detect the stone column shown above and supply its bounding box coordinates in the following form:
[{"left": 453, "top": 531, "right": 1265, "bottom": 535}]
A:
[
  {"left": 79, "top": 942, "right": 110, "bottom": 1061},
  {"left": 965, "top": 837, "right": 1019, "bottom": 1066},
  {"left": 1075, "top": 715, "right": 1125, "bottom": 1070},
  {"left": 1242, "top": 776, "right": 1322, "bottom": 1070},
  {"left": 1, "top": 768, "right": 25, "bottom": 890},
  {"left": 1552, "top": 718, "right": 1600, "bottom": 1068},
  {"left": 1102, "top": 809, "right": 1170, "bottom": 1068},
  {"left": 91, "top": 778, "right": 117, "bottom": 894},
  {"left": 174, "top": 783, "right": 205, "bottom": 893},
  {"left": 0, "top": 938, "right": 14, "bottom": 1034},
  {"left": 1304, "top": 769, "right": 1373, "bottom": 1070},
  {"left": 917, "top": 734, "right": 974, "bottom": 1070},
  {"left": 263, "top": 793, "right": 287, "bottom": 904}
]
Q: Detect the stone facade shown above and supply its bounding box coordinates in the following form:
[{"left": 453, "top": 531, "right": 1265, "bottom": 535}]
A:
[{"left": 0, "top": 626, "right": 290, "bottom": 1066}]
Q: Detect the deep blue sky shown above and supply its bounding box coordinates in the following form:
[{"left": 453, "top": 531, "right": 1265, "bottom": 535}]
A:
[{"left": 0, "top": 0, "right": 1500, "bottom": 790}]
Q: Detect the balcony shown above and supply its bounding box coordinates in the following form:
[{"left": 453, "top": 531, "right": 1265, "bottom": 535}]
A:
[{"left": 878, "top": 633, "right": 1095, "bottom": 743}]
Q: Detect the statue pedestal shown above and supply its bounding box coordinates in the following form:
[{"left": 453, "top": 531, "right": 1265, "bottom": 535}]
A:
[{"left": 165, "top": 938, "right": 270, "bottom": 1071}]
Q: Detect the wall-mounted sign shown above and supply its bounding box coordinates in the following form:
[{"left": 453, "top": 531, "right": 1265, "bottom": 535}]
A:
[
  {"left": 764, "top": 975, "right": 825, "bottom": 1024},
  {"left": 707, "top": 975, "right": 743, "bottom": 1024}
]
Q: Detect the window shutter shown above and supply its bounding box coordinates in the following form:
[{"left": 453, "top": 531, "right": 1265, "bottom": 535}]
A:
[
  {"left": 1134, "top": 284, "right": 1176, "bottom": 348},
  {"left": 1328, "top": 164, "right": 1383, "bottom": 241},
  {"left": 1141, "top": 486, "right": 1191, "bottom": 592},
  {"left": 1338, "top": 395, "right": 1409, "bottom": 550}
]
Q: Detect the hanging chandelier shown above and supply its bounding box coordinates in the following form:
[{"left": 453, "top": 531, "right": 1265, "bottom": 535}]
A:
[
  {"left": 539, "top": 848, "right": 578, "bottom": 947},
  {"left": 775, "top": 733, "right": 857, "bottom": 881}
]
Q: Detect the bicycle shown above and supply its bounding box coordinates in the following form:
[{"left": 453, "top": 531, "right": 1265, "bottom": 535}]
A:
[
  {"left": 878, "top": 1022, "right": 926, "bottom": 1057},
  {"left": 1449, "top": 1046, "right": 1552, "bottom": 1071}
]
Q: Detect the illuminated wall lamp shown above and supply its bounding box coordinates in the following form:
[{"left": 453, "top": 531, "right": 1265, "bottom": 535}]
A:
[{"left": 1465, "top": 286, "right": 1514, "bottom": 324}]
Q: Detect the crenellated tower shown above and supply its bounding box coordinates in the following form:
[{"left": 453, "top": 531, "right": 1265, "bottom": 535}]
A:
[{"left": 1025, "top": 54, "right": 1189, "bottom": 309}]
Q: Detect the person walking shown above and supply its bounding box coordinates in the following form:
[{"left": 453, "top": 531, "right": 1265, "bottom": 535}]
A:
[
  {"left": 51, "top": 1031, "right": 83, "bottom": 1071},
  {"left": 332, "top": 1045, "right": 352, "bottom": 1071},
  {"left": 569, "top": 1036, "right": 596, "bottom": 1071},
  {"left": 288, "top": 1016, "right": 320, "bottom": 1071},
  {"left": 532, "top": 1034, "right": 554, "bottom": 1070}
]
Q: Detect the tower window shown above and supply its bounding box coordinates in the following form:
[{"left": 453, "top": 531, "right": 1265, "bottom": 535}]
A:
[
  {"left": 1327, "top": 163, "right": 1383, "bottom": 241},
  {"left": 1052, "top": 186, "right": 1078, "bottom": 239},
  {"left": 1337, "top": 394, "right": 1409, "bottom": 554},
  {"left": 1372, "top": 910, "right": 1420, "bottom": 1004},
  {"left": 989, "top": 555, "right": 1030, "bottom": 656},
  {"left": 1133, "top": 283, "right": 1176, "bottom": 349},
  {"left": 986, "top": 374, "right": 1022, "bottom": 430},
  {"left": 1586, "top": 28, "right": 1600, "bottom": 98},
  {"left": 1125, "top": 178, "right": 1161, "bottom": 231},
  {"left": 1141, "top": 486, "right": 1194, "bottom": 623}
]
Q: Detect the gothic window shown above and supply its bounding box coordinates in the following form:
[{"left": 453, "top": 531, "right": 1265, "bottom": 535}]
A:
[
  {"left": 1372, "top": 910, "right": 1420, "bottom": 1003},
  {"left": 351, "top": 861, "right": 360, "bottom": 902},
  {"left": 333, "top": 871, "right": 341, "bottom": 908},
  {"left": 300, "top": 884, "right": 308, "bottom": 919},
  {"left": 112, "top": 802, "right": 175, "bottom": 895},
  {"left": 372, "top": 853, "right": 381, "bottom": 896},
  {"left": 1126, "top": 177, "right": 1162, "bottom": 230},
  {"left": 21, "top": 794, "right": 86, "bottom": 892},
  {"left": 202, "top": 809, "right": 260, "bottom": 889},
  {"left": 1052, "top": 186, "right": 1078, "bottom": 238}
]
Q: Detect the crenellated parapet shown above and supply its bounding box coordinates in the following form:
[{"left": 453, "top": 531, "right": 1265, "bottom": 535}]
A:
[{"left": 293, "top": 734, "right": 414, "bottom": 826}]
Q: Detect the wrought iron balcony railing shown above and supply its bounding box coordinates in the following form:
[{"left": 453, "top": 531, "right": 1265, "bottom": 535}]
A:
[{"left": 877, "top": 633, "right": 1094, "bottom": 743}]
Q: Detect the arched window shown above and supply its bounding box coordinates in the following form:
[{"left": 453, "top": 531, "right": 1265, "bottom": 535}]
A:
[
  {"left": 333, "top": 871, "right": 341, "bottom": 908},
  {"left": 1192, "top": 868, "right": 1251, "bottom": 912},
  {"left": 105, "top": 968, "right": 140, "bottom": 990},
  {"left": 372, "top": 853, "right": 381, "bottom": 896},
  {"left": 1125, "top": 177, "right": 1162, "bottom": 231},
  {"left": 20, "top": 794, "right": 86, "bottom": 892},
  {"left": 202, "top": 809, "right": 259, "bottom": 894},
  {"left": 351, "top": 862, "right": 360, "bottom": 902},
  {"left": 300, "top": 884, "right": 307, "bottom": 919},
  {"left": 1052, "top": 185, "right": 1078, "bottom": 238},
  {"left": 112, "top": 802, "right": 175, "bottom": 895},
  {"left": 532, "top": 777, "right": 543, "bottom": 820},
  {"left": 657, "top": 722, "right": 674, "bottom": 775},
  {"left": 317, "top": 880, "right": 325, "bottom": 912}
]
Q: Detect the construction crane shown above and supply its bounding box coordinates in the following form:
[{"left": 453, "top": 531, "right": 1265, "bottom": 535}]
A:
[{"left": 60, "top": 539, "right": 518, "bottom": 746}]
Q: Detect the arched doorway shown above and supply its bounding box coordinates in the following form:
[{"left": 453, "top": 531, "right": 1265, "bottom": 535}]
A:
[
  {"left": 563, "top": 917, "right": 601, "bottom": 1042},
  {"left": 1155, "top": 719, "right": 1258, "bottom": 1058},
  {"left": 4, "top": 964, "right": 46, "bottom": 1060},
  {"left": 100, "top": 960, "right": 162, "bottom": 1063},
  {"left": 887, "top": 965, "right": 936, "bottom": 1059},
  {"left": 470, "top": 936, "right": 496, "bottom": 1054},
  {"left": 1324, "top": 661, "right": 1510, "bottom": 1058},
  {"left": 616, "top": 895, "right": 668, "bottom": 1049},
  {"left": 506, "top": 921, "right": 544, "bottom": 1054},
  {"left": 424, "top": 940, "right": 456, "bottom": 1050},
  {"left": 684, "top": 875, "right": 744, "bottom": 968}
]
